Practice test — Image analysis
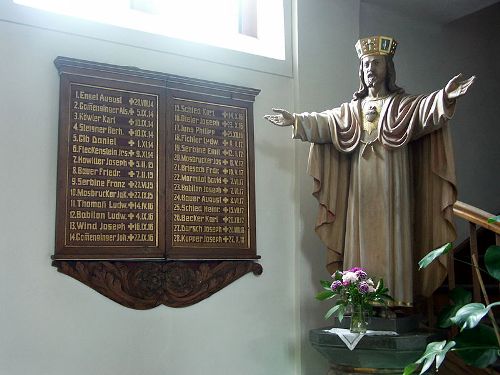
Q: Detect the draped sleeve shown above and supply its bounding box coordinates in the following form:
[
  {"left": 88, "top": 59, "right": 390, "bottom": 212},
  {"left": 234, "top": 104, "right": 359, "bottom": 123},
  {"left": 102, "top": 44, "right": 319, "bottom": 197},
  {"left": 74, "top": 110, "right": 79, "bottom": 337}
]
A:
[
  {"left": 291, "top": 102, "right": 360, "bottom": 270},
  {"left": 292, "top": 102, "right": 361, "bottom": 153},
  {"left": 378, "top": 89, "right": 456, "bottom": 147}
]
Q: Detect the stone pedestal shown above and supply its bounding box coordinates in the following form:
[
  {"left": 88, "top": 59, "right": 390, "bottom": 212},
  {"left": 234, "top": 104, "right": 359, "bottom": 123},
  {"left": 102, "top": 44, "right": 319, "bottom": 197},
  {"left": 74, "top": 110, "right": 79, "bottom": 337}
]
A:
[{"left": 310, "top": 322, "right": 440, "bottom": 374}]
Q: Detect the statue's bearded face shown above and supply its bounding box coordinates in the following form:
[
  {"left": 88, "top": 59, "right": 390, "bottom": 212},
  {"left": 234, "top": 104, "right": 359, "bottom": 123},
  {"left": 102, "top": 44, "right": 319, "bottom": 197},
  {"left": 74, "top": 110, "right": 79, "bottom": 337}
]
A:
[{"left": 362, "top": 55, "right": 387, "bottom": 88}]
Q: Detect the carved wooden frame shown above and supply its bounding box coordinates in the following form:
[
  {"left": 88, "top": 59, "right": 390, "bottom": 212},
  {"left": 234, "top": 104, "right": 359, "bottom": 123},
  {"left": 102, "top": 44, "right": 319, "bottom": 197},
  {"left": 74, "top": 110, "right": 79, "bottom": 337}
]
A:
[{"left": 53, "top": 260, "right": 263, "bottom": 309}]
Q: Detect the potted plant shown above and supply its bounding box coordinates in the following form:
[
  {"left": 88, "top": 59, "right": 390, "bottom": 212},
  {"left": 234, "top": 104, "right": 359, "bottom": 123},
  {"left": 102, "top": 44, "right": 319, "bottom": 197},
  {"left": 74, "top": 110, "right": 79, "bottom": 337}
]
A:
[{"left": 316, "top": 267, "right": 393, "bottom": 333}]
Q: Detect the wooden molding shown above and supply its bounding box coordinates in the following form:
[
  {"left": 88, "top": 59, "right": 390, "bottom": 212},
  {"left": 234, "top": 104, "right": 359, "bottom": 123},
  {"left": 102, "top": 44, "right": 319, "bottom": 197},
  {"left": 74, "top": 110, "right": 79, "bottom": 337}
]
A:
[{"left": 52, "top": 260, "right": 262, "bottom": 309}]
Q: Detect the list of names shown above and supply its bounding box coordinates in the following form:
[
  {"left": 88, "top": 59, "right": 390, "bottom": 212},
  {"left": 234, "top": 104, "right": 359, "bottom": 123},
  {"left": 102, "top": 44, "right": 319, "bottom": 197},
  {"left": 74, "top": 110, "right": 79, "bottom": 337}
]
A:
[
  {"left": 65, "top": 83, "right": 159, "bottom": 247},
  {"left": 171, "top": 98, "right": 249, "bottom": 249}
]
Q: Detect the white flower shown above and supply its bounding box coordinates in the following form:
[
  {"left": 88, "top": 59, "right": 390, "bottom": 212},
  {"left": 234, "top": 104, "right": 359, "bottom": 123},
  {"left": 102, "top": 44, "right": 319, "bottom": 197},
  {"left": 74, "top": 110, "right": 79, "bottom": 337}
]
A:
[
  {"left": 368, "top": 285, "right": 376, "bottom": 293},
  {"left": 366, "top": 278, "right": 374, "bottom": 286},
  {"left": 342, "top": 271, "right": 358, "bottom": 284}
]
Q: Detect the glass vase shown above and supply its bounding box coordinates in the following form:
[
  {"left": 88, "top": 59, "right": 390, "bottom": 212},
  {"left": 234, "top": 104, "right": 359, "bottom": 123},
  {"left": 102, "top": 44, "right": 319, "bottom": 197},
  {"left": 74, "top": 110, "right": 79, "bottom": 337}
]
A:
[{"left": 349, "top": 305, "right": 368, "bottom": 334}]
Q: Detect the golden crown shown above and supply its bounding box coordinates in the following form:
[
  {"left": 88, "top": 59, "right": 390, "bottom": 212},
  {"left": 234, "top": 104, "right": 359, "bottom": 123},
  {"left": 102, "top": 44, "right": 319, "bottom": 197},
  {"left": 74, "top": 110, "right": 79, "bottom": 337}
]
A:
[{"left": 355, "top": 36, "right": 397, "bottom": 59}]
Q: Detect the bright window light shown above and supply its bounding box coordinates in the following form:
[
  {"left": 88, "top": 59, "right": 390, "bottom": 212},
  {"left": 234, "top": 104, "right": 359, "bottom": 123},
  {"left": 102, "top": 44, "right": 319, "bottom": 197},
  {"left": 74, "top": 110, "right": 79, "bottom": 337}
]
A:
[{"left": 13, "top": 0, "right": 285, "bottom": 60}]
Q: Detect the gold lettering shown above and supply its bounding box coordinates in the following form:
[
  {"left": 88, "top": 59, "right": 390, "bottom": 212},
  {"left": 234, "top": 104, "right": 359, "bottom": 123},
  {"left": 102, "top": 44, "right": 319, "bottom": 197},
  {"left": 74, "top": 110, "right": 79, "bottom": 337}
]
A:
[
  {"left": 91, "top": 136, "right": 116, "bottom": 145},
  {"left": 98, "top": 168, "right": 120, "bottom": 177},
  {"left": 99, "top": 222, "right": 126, "bottom": 231},
  {"left": 68, "top": 210, "right": 105, "bottom": 219},
  {"left": 69, "top": 232, "right": 117, "bottom": 242},
  {"left": 203, "top": 206, "right": 220, "bottom": 213},
  {"left": 99, "top": 93, "right": 123, "bottom": 104},
  {"left": 105, "top": 159, "right": 128, "bottom": 167}
]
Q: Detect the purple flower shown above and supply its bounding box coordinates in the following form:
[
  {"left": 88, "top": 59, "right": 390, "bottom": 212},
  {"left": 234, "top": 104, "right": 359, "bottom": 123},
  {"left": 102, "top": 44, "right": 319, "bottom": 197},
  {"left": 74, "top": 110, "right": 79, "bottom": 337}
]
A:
[
  {"left": 331, "top": 280, "right": 342, "bottom": 290},
  {"left": 355, "top": 270, "right": 368, "bottom": 280},
  {"left": 348, "top": 267, "right": 363, "bottom": 273},
  {"left": 358, "top": 281, "right": 369, "bottom": 294}
]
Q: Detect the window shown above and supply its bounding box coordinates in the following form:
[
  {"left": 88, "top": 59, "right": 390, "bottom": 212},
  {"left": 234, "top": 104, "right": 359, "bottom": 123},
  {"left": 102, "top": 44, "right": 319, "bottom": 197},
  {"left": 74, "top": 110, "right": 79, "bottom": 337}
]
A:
[{"left": 13, "top": 0, "right": 285, "bottom": 60}]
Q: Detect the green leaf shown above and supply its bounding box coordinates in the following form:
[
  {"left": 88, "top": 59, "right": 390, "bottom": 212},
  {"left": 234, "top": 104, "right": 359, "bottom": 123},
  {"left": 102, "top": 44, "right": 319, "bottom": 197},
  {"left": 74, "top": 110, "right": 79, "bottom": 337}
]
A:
[
  {"left": 315, "top": 290, "right": 335, "bottom": 301},
  {"left": 450, "top": 287, "right": 473, "bottom": 305},
  {"left": 437, "top": 287, "right": 472, "bottom": 328},
  {"left": 320, "top": 279, "right": 331, "bottom": 288},
  {"left": 435, "top": 341, "right": 456, "bottom": 369},
  {"left": 338, "top": 305, "right": 346, "bottom": 322},
  {"left": 455, "top": 324, "right": 499, "bottom": 367},
  {"left": 487, "top": 215, "right": 500, "bottom": 223},
  {"left": 414, "top": 340, "right": 455, "bottom": 374},
  {"left": 485, "top": 245, "right": 500, "bottom": 281},
  {"left": 377, "top": 278, "right": 385, "bottom": 291},
  {"left": 333, "top": 270, "right": 343, "bottom": 280},
  {"left": 380, "top": 293, "right": 394, "bottom": 301},
  {"left": 402, "top": 362, "right": 419, "bottom": 375},
  {"left": 325, "top": 304, "right": 343, "bottom": 320},
  {"left": 450, "top": 302, "right": 500, "bottom": 330},
  {"left": 418, "top": 243, "right": 453, "bottom": 269},
  {"left": 450, "top": 303, "right": 487, "bottom": 330},
  {"left": 438, "top": 305, "right": 458, "bottom": 328}
]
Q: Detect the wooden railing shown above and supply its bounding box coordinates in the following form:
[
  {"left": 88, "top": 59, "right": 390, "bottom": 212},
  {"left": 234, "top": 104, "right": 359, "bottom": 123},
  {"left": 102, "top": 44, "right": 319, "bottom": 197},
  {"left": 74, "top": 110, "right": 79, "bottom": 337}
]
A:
[{"left": 451, "top": 201, "right": 500, "bottom": 302}]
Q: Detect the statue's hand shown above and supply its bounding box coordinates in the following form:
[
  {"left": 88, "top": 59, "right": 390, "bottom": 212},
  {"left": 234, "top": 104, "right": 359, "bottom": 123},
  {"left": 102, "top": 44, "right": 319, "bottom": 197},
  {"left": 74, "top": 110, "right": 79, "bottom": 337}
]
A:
[
  {"left": 264, "top": 108, "right": 294, "bottom": 127},
  {"left": 445, "top": 74, "right": 476, "bottom": 100}
]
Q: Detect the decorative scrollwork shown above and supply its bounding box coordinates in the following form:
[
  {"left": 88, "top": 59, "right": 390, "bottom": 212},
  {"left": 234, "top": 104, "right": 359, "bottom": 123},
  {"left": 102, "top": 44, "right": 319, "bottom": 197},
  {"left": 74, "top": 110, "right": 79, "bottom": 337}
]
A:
[{"left": 52, "top": 260, "right": 262, "bottom": 309}]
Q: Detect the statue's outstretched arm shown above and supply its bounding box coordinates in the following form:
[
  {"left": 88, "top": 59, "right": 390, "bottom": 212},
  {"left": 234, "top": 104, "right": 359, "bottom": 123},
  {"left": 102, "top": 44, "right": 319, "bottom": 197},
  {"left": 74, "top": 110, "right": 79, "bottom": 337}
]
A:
[
  {"left": 444, "top": 74, "right": 476, "bottom": 101},
  {"left": 264, "top": 108, "right": 294, "bottom": 127}
]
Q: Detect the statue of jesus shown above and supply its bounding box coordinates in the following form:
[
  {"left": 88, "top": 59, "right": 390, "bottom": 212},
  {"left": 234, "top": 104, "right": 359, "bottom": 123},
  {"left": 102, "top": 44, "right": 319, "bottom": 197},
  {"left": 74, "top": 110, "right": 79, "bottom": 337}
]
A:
[{"left": 265, "top": 36, "right": 474, "bottom": 306}]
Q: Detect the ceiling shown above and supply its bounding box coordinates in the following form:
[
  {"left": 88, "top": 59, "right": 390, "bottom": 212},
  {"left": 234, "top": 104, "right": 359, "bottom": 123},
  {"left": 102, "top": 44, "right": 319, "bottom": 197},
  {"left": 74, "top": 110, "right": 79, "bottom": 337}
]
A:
[{"left": 362, "top": 0, "right": 500, "bottom": 24}]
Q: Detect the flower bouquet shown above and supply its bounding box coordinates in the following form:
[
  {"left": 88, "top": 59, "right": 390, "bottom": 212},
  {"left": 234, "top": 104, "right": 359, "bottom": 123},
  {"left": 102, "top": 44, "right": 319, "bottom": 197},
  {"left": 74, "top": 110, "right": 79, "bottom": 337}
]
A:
[{"left": 316, "top": 267, "right": 393, "bottom": 333}]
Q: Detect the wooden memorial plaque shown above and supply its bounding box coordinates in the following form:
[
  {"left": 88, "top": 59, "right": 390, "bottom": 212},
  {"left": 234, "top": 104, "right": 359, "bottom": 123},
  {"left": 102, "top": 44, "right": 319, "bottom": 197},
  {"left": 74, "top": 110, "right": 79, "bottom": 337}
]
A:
[
  {"left": 54, "top": 61, "right": 166, "bottom": 259},
  {"left": 52, "top": 58, "right": 261, "bottom": 308},
  {"left": 166, "top": 79, "right": 256, "bottom": 259}
]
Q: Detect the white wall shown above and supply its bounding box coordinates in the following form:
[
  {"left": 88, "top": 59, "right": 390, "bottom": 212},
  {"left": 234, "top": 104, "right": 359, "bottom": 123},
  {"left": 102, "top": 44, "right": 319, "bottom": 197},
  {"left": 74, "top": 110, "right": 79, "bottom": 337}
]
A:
[
  {"left": 0, "top": 2, "right": 300, "bottom": 375},
  {"left": 294, "top": 1, "right": 360, "bottom": 374}
]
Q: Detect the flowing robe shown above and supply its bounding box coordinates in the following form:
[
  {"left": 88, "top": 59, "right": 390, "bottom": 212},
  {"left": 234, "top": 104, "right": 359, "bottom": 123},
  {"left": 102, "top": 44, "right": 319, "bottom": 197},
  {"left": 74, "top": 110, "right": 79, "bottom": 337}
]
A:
[{"left": 293, "top": 89, "right": 457, "bottom": 305}]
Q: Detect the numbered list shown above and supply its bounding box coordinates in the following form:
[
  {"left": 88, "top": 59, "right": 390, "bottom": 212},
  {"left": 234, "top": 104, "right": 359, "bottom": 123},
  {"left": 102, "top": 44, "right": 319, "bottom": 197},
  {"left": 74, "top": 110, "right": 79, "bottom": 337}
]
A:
[
  {"left": 66, "top": 83, "right": 158, "bottom": 247},
  {"left": 171, "top": 99, "right": 249, "bottom": 248}
]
